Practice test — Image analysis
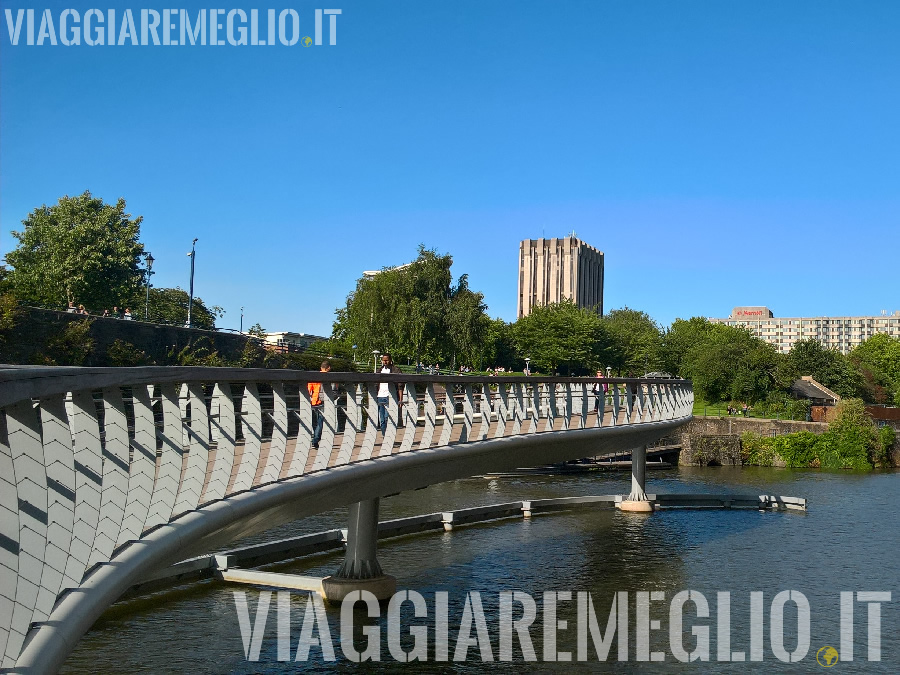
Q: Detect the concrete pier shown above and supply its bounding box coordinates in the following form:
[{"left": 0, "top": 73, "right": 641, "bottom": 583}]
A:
[
  {"left": 321, "top": 499, "right": 397, "bottom": 601},
  {"left": 618, "top": 445, "right": 655, "bottom": 512}
]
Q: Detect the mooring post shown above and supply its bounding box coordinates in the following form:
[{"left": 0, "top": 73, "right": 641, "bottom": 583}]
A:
[
  {"left": 321, "top": 498, "right": 397, "bottom": 601},
  {"left": 619, "top": 445, "right": 654, "bottom": 512}
]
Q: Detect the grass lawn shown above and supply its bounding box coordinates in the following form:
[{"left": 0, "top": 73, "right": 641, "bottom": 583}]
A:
[{"left": 692, "top": 399, "right": 809, "bottom": 421}]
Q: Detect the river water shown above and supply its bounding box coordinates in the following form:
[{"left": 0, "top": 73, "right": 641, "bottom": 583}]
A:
[{"left": 62, "top": 467, "right": 898, "bottom": 673}]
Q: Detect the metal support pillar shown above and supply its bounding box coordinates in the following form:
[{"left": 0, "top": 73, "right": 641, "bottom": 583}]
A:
[
  {"left": 619, "top": 445, "right": 654, "bottom": 512},
  {"left": 322, "top": 498, "right": 396, "bottom": 601}
]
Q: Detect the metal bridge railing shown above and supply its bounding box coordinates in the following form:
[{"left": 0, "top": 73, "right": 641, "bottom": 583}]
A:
[{"left": 0, "top": 365, "right": 693, "bottom": 668}]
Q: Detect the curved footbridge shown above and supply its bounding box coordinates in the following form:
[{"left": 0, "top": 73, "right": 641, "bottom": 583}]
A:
[{"left": 0, "top": 365, "right": 755, "bottom": 670}]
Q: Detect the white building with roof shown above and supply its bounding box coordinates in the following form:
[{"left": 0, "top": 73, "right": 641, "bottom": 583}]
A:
[{"left": 709, "top": 306, "right": 900, "bottom": 354}]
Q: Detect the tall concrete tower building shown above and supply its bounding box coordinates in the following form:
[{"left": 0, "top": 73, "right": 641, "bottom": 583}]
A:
[{"left": 517, "top": 236, "right": 604, "bottom": 319}]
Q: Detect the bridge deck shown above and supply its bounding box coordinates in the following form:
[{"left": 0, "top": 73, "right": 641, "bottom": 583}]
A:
[{"left": 0, "top": 367, "right": 693, "bottom": 671}]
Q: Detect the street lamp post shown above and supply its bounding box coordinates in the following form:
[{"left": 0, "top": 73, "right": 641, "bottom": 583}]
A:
[
  {"left": 143, "top": 252, "right": 154, "bottom": 321},
  {"left": 187, "top": 238, "right": 198, "bottom": 328},
  {"left": 352, "top": 344, "right": 358, "bottom": 364},
  {"left": 524, "top": 357, "right": 531, "bottom": 376},
  {"left": 240, "top": 307, "right": 244, "bottom": 334},
  {"left": 372, "top": 350, "right": 381, "bottom": 372}
]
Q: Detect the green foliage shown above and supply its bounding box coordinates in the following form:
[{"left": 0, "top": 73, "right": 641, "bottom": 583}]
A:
[
  {"left": 106, "top": 339, "right": 152, "bottom": 366},
  {"left": 446, "top": 275, "right": 491, "bottom": 368},
  {"left": 6, "top": 192, "right": 145, "bottom": 310},
  {"left": 741, "top": 399, "right": 882, "bottom": 469},
  {"left": 333, "top": 246, "right": 490, "bottom": 367},
  {"left": 41, "top": 319, "right": 94, "bottom": 366},
  {"left": 510, "top": 300, "right": 612, "bottom": 374},
  {"left": 247, "top": 322, "right": 267, "bottom": 339},
  {"left": 850, "top": 334, "right": 900, "bottom": 404},
  {"left": 663, "top": 317, "right": 719, "bottom": 377},
  {"left": 601, "top": 307, "right": 664, "bottom": 376},
  {"left": 825, "top": 398, "right": 880, "bottom": 468},
  {"left": 169, "top": 338, "right": 228, "bottom": 366},
  {"left": 772, "top": 431, "right": 820, "bottom": 468},
  {"left": 238, "top": 340, "right": 266, "bottom": 367},
  {"left": 679, "top": 322, "right": 779, "bottom": 403},
  {"left": 0, "top": 293, "right": 23, "bottom": 334},
  {"left": 481, "top": 317, "right": 521, "bottom": 370},
  {"left": 851, "top": 334, "right": 900, "bottom": 384},
  {"left": 307, "top": 339, "right": 355, "bottom": 361},
  {"left": 740, "top": 432, "right": 777, "bottom": 467},
  {"left": 752, "top": 392, "right": 811, "bottom": 420},
  {"left": 148, "top": 287, "right": 222, "bottom": 330},
  {"left": 782, "top": 338, "right": 864, "bottom": 399},
  {"left": 0, "top": 264, "right": 11, "bottom": 294},
  {"left": 877, "top": 425, "right": 895, "bottom": 466}
]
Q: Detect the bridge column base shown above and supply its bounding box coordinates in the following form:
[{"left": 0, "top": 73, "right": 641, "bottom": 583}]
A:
[
  {"left": 321, "top": 574, "right": 397, "bottom": 602},
  {"left": 618, "top": 499, "right": 655, "bottom": 512},
  {"left": 324, "top": 498, "right": 396, "bottom": 602}
]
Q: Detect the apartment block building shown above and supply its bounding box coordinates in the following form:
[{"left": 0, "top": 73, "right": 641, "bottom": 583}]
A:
[
  {"left": 710, "top": 306, "right": 900, "bottom": 354},
  {"left": 517, "top": 236, "right": 604, "bottom": 319}
]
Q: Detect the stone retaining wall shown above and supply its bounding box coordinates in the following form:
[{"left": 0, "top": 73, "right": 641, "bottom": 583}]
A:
[
  {"left": 677, "top": 416, "right": 828, "bottom": 466},
  {"left": 0, "top": 307, "right": 250, "bottom": 365}
]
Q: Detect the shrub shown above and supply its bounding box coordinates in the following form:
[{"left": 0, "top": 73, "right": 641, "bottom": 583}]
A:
[
  {"left": 876, "top": 425, "right": 895, "bottom": 468},
  {"left": 42, "top": 319, "right": 94, "bottom": 365},
  {"left": 0, "top": 293, "right": 22, "bottom": 334},
  {"left": 169, "top": 338, "right": 228, "bottom": 367},
  {"left": 741, "top": 431, "right": 776, "bottom": 467},
  {"left": 106, "top": 339, "right": 152, "bottom": 366},
  {"left": 772, "top": 431, "right": 820, "bottom": 468},
  {"left": 824, "top": 398, "right": 879, "bottom": 469}
]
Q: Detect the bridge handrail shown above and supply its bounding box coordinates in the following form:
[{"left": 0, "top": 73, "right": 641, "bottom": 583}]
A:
[
  {"left": 0, "top": 364, "right": 689, "bottom": 408},
  {"left": 0, "top": 365, "right": 693, "bottom": 670}
]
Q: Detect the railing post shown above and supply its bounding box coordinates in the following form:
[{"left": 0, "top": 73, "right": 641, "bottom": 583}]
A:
[{"left": 321, "top": 498, "right": 396, "bottom": 602}]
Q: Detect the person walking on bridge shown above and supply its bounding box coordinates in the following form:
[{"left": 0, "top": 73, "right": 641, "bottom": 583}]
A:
[
  {"left": 308, "top": 360, "right": 331, "bottom": 449},
  {"left": 592, "top": 370, "right": 608, "bottom": 412},
  {"left": 376, "top": 353, "right": 402, "bottom": 435}
]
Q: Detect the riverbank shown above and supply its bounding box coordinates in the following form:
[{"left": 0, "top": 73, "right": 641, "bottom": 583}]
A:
[{"left": 675, "top": 414, "right": 900, "bottom": 468}]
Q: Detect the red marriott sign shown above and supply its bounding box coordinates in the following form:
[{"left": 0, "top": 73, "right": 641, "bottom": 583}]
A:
[{"left": 732, "top": 306, "right": 773, "bottom": 319}]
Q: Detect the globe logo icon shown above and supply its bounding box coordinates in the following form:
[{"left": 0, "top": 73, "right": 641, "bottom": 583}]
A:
[
  {"left": 302, "top": 36, "right": 313, "bottom": 47},
  {"left": 817, "top": 646, "right": 839, "bottom": 667}
]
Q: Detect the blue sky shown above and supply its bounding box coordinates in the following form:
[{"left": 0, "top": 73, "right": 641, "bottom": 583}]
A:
[{"left": 2, "top": 0, "right": 899, "bottom": 335}]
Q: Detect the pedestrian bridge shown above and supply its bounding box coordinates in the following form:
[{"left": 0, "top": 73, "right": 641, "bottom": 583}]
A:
[{"left": 0, "top": 366, "right": 692, "bottom": 671}]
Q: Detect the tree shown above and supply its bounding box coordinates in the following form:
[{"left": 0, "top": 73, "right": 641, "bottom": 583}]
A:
[
  {"left": 332, "top": 246, "right": 491, "bottom": 366},
  {"left": 601, "top": 307, "right": 664, "bottom": 376},
  {"left": 446, "top": 275, "right": 490, "bottom": 368},
  {"left": 147, "top": 287, "right": 223, "bottom": 330},
  {"left": 817, "top": 398, "right": 883, "bottom": 469},
  {"left": 481, "top": 318, "right": 521, "bottom": 370},
  {"left": 307, "top": 338, "right": 355, "bottom": 361},
  {"left": 680, "top": 324, "right": 780, "bottom": 403},
  {"left": 6, "top": 192, "right": 145, "bottom": 310},
  {"left": 247, "top": 323, "right": 267, "bottom": 339},
  {"left": 850, "top": 334, "right": 900, "bottom": 403},
  {"left": 510, "top": 300, "right": 613, "bottom": 374},
  {"left": 662, "top": 317, "right": 721, "bottom": 377},
  {"left": 782, "top": 338, "right": 864, "bottom": 399}
]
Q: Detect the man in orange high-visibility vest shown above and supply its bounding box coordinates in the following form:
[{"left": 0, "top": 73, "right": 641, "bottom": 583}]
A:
[{"left": 309, "top": 360, "right": 331, "bottom": 449}]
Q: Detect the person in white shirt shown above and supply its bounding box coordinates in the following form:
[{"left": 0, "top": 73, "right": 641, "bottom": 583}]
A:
[{"left": 376, "top": 353, "right": 402, "bottom": 434}]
